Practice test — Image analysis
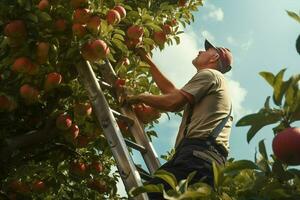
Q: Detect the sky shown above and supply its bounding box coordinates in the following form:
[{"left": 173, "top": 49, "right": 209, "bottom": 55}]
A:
[{"left": 116, "top": 0, "right": 300, "bottom": 196}]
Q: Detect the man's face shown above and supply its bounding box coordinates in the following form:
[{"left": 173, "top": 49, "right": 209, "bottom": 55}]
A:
[{"left": 192, "top": 48, "right": 219, "bottom": 69}]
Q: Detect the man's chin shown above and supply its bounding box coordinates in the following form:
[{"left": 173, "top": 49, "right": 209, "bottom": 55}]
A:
[{"left": 192, "top": 59, "right": 196, "bottom": 66}]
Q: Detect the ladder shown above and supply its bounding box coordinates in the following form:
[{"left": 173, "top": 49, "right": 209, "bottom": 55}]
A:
[{"left": 75, "top": 58, "right": 161, "bottom": 200}]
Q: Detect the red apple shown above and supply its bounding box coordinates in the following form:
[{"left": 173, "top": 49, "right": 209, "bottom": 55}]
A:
[
  {"left": 81, "top": 42, "right": 97, "bottom": 61},
  {"left": 72, "top": 23, "right": 87, "bottom": 38},
  {"left": 122, "top": 57, "right": 130, "bottom": 66},
  {"left": 272, "top": 127, "right": 300, "bottom": 165},
  {"left": 19, "top": 84, "right": 39, "bottom": 103},
  {"left": 89, "top": 39, "right": 110, "bottom": 60},
  {"left": 117, "top": 120, "right": 129, "bottom": 132},
  {"left": 106, "top": 9, "right": 121, "bottom": 25},
  {"left": 45, "top": 72, "right": 62, "bottom": 90},
  {"left": 64, "top": 124, "right": 80, "bottom": 143},
  {"left": 113, "top": 5, "right": 126, "bottom": 19},
  {"left": 38, "top": 0, "right": 49, "bottom": 10},
  {"left": 133, "top": 104, "right": 161, "bottom": 124},
  {"left": 4, "top": 20, "right": 26, "bottom": 39},
  {"left": 56, "top": 113, "right": 72, "bottom": 130},
  {"left": 36, "top": 42, "right": 49, "bottom": 64},
  {"left": 178, "top": 0, "right": 188, "bottom": 7},
  {"left": 0, "top": 95, "right": 16, "bottom": 112},
  {"left": 76, "top": 135, "right": 89, "bottom": 148},
  {"left": 127, "top": 25, "right": 144, "bottom": 40},
  {"left": 9, "top": 180, "right": 30, "bottom": 193},
  {"left": 54, "top": 19, "right": 67, "bottom": 32},
  {"left": 12, "top": 57, "right": 32, "bottom": 73},
  {"left": 70, "top": 0, "right": 88, "bottom": 8},
  {"left": 89, "top": 161, "right": 103, "bottom": 173},
  {"left": 115, "top": 78, "right": 125, "bottom": 87},
  {"left": 4, "top": 20, "right": 27, "bottom": 47},
  {"left": 167, "top": 18, "right": 178, "bottom": 27},
  {"left": 153, "top": 31, "right": 167, "bottom": 45},
  {"left": 125, "top": 37, "right": 142, "bottom": 49},
  {"left": 27, "top": 62, "right": 39, "bottom": 75},
  {"left": 73, "top": 8, "right": 90, "bottom": 24},
  {"left": 0, "top": 95, "right": 10, "bottom": 111},
  {"left": 87, "top": 15, "right": 101, "bottom": 33},
  {"left": 81, "top": 39, "right": 110, "bottom": 62},
  {"left": 87, "top": 179, "right": 107, "bottom": 194},
  {"left": 32, "top": 180, "right": 46, "bottom": 192},
  {"left": 74, "top": 102, "right": 92, "bottom": 117},
  {"left": 162, "top": 24, "right": 172, "bottom": 35},
  {"left": 70, "top": 161, "right": 86, "bottom": 176}
]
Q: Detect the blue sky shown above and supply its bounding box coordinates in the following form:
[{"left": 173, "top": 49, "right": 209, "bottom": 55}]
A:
[{"left": 117, "top": 0, "right": 300, "bottom": 195}]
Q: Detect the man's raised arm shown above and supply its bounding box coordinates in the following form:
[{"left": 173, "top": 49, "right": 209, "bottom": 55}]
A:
[{"left": 137, "top": 49, "right": 176, "bottom": 94}]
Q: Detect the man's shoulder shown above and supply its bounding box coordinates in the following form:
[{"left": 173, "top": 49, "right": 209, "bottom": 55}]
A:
[{"left": 195, "top": 69, "right": 223, "bottom": 80}]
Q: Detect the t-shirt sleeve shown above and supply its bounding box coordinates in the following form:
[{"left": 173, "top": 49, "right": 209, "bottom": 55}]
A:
[{"left": 180, "top": 70, "right": 216, "bottom": 103}]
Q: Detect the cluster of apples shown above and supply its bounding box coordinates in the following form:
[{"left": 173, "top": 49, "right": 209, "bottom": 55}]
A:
[
  {"left": 55, "top": 102, "right": 92, "bottom": 144},
  {"left": 76, "top": 3, "right": 126, "bottom": 62},
  {"left": 70, "top": 160, "right": 107, "bottom": 193},
  {"left": 7, "top": 179, "right": 47, "bottom": 196}
]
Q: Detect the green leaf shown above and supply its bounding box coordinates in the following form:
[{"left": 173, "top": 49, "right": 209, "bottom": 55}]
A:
[
  {"left": 143, "top": 38, "right": 155, "bottom": 46},
  {"left": 129, "top": 184, "right": 163, "bottom": 197},
  {"left": 112, "top": 34, "right": 124, "bottom": 41},
  {"left": 296, "top": 34, "right": 300, "bottom": 55},
  {"left": 154, "top": 169, "right": 178, "bottom": 190},
  {"left": 264, "top": 96, "right": 271, "bottom": 110},
  {"left": 212, "top": 161, "right": 223, "bottom": 189},
  {"left": 285, "top": 74, "right": 300, "bottom": 112},
  {"left": 257, "top": 140, "right": 271, "bottom": 174},
  {"left": 145, "top": 22, "right": 162, "bottom": 32},
  {"left": 223, "top": 160, "right": 259, "bottom": 174},
  {"left": 258, "top": 140, "right": 268, "bottom": 162},
  {"left": 290, "top": 91, "right": 300, "bottom": 122},
  {"left": 37, "top": 11, "right": 52, "bottom": 22},
  {"left": 286, "top": 10, "right": 300, "bottom": 23},
  {"left": 273, "top": 69, "right": 287, "bottom": 106},
  {"left": 259, "top": 71, "right": 275, "bottom": 87},
  {"left": 236, "top": 109, "right": 282, "bottom": 142},
  {"left": 111, "top": 38, "right": 128, "bottom": 53},
  {"left": 177, "top": 190, "right": 211, "bottom": 199}
]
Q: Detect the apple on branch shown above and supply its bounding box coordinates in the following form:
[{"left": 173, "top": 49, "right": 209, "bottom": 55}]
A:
[
  {"left": 106, "top": 9, "right": 121, "bottom": 25},
  {"left": 272, "top": 127, "right": 300, "bottom": 165}
]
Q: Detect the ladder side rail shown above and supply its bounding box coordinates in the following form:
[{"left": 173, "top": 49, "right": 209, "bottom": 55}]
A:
[
  {"left": 76, "top": 60, "right": 148, "bottom": 200},
  {"left": 99, "top": 60, "right": 161, "bottom": 174}
]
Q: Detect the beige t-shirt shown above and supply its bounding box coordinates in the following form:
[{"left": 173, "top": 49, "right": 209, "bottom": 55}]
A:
[{"left": 175, "top": 68, "right": 233, "bottom": 152}]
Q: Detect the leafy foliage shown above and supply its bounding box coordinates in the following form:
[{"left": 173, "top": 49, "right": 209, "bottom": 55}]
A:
[{"left": 0, "top": 0, "right": 204, "bottom": 198}]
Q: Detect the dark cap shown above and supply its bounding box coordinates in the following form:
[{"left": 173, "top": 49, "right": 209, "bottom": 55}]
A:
[{"left": 204, "top": 39, "right": 233, "bottom": 73}]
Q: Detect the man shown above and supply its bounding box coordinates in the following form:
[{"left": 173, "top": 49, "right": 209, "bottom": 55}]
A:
[{"left": 128, "top": 39, "right": 233, "bottom": 199}]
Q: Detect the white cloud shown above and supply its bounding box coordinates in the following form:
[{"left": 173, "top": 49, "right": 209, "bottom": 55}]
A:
[
  {"left": 226, "top": 36, "right": 254, "bottom": 51},
  {"left": 203, "top": 3, "right": 224, "bottom": 21},
  {"left": 226, "top": 77, "right": 251, "bottom": 120},
  {"left": 201, "top": 30, "right": 215, "bottom": 43},
  {"left": 241, "top": 38, "right": 254, "bottom": 50},
  {"left": 227, "top": 36, "right": 238, "bottom": 45}
]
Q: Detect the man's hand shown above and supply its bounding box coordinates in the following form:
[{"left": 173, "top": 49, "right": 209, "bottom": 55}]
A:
[
  {"left": 136, "top": 48, "right": 152, "bottom": 64},
  {"left": 126, "top": 94, "right": 142, "bottom": 105}
]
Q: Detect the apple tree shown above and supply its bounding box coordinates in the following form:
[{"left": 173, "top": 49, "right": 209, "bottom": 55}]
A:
[{"left": 0, "top": 0, "right": 204, "bottom": 199}]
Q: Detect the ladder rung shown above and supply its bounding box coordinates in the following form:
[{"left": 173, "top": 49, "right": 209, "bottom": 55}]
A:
[
  {"left": 135, "top": 165, "right": 152, "bottom": 181},
  {"left": 110, "top": 109, "right": 134, "bottom": 126},
  {"left": 99, "top": 80, "right": 113, "bottom": 90},
  {"left": 125, "top": 139, "right": 147, "bottom": 154}
]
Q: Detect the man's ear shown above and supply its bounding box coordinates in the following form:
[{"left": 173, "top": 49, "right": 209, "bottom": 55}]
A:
[{"left": 209, "top": 53, "right": 220, "bottom": 63}]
